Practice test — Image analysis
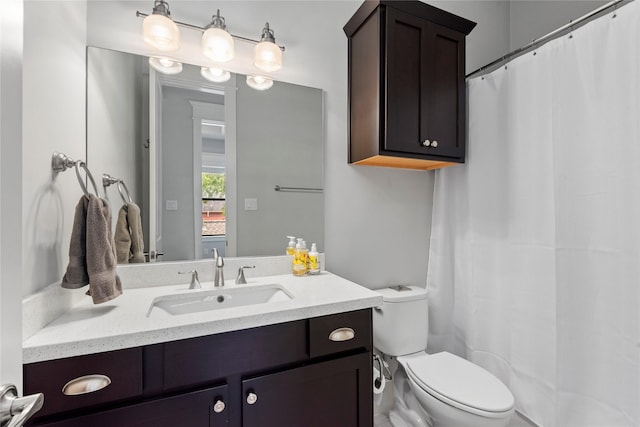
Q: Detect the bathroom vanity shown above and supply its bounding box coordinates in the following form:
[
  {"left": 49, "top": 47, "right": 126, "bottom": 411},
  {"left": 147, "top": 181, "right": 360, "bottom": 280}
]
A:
[{"left": 22, "top": 270, "right": 381, "bottom": 427}]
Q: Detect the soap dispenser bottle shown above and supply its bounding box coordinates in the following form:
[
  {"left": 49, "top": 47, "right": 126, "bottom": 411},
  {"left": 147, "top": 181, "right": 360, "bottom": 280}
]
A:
[
  {"left": 293, "top": 238, "right": 308, "bottom": 276},
  {"left": 308, "top": 243, "right": 320, "bottom": 275},
  {"left": 286, "top": 236, "right": 296, "bottom": 255}
]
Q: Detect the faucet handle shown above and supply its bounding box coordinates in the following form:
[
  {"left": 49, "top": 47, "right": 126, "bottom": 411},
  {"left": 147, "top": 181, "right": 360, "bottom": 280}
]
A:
[
  {"left": 235, "top": 265, "right": 255, "bottom": 284},
  {"left": 179, "top": 270, "right": 201, "bottom": 289},
  {"left": 211, "top": 248, "right": 219, "bottom": 260}
]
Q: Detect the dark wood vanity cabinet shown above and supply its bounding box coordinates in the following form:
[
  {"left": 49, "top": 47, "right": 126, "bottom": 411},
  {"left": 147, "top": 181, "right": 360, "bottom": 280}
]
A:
[
  {"left": 24, "top": 309, "right": 373, "bottom": 427},
  {"left": 344, "top": 1, "right": 476, "bottom": 170}
]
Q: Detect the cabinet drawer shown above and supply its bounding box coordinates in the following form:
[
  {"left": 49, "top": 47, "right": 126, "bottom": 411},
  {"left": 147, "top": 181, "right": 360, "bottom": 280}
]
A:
[
  {"left": 309, "top": 309, "right": 372, "bottom": 358},
  {"left": 24, "top": 347, "right": 143, "bottom": 419}
]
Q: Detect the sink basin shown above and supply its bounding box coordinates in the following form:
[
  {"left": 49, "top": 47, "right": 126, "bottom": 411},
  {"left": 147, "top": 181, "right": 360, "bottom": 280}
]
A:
[{"left": 147, "top": 284, "right": 293, "bottom": 316}]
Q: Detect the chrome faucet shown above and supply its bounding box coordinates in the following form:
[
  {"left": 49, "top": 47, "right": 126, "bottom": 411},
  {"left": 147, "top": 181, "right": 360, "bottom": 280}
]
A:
[
  {"left": 214, "top": 254, "right": 225, "bottom": 287},
  {"left": 235, "top": 266, "right": 255, "bottom": 284},
  {"left": 178, "top": 270, "right": 201, "bottom": 289}
]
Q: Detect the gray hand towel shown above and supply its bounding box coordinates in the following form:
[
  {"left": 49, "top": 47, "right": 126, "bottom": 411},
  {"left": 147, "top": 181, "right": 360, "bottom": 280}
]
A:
[
  {"left": 86, "top": 195, "right": 122, "bottom": 304},
  {"left": 114, "top": 203, "right": 146, "bottom": 264},
  {"left": 114, "top": 206, "right": 131, "bottom": 264},
  {"left": 126, "top": 203, "right": 146, "bottom": 263},
  {"left": 61, "top": 196, "right": 90, "bottom": 288}
]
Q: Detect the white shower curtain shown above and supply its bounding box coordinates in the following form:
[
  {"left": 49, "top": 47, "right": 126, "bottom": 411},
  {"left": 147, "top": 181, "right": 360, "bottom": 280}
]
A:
[{"left": 427, "top": 2, "right": 640, "bottom": 426}]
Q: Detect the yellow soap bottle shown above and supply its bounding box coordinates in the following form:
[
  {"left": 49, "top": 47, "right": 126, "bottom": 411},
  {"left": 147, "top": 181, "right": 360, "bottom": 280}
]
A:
[
  {"left": 286, "top": 236, "right": 296, "bottom": 255},
  {"left": 293, "top": 238, "right": 308, "bottom": 276}
]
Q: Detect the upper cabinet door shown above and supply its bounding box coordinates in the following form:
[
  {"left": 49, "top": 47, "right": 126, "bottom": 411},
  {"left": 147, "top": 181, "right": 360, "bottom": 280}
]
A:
[
  {"left": 424, "top": 22, "right": 466, "bottom": 159},
  {"left": 385, "top": 7, "right": 430, "bottom": 156}
]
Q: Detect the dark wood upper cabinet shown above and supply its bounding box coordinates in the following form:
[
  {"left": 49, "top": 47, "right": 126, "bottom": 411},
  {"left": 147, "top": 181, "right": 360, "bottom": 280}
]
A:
[{"left": 344, "top": 1, "right": 476, "bottom": 170}]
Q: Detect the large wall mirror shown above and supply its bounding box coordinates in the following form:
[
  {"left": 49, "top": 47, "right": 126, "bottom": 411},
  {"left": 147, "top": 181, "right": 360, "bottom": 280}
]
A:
[{"left": 87, "top": 46, "right": 324, "bottom": 263}]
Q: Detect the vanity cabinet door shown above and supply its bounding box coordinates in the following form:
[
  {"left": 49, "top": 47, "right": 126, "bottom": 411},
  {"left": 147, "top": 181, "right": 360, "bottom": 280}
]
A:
[
  {"left": 241, "top": 352, "right": 372, "bottom": 427},
  {"left": 31, "top": 384, "right": 229, "bottom": 427}
]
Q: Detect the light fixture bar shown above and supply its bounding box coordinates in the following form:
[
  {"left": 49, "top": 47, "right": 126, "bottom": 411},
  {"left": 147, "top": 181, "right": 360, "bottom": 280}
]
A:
[{"left": 136, "top": 11, "right": 286, "bottom": 51}]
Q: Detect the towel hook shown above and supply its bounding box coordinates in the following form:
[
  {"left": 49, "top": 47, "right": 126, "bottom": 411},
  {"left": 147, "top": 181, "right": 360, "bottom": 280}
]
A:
[
  {"left": 74, "top": 162, "right": 101, "bottom": 198},
  {"left": 117, "top": 181, "right": 133, "bottom": 204},
  {"left": 52, "top": 152, "right": 101, "bottom": 198},
  {"left": 103, "top": 173, "right": 133, "bottom": 204}
]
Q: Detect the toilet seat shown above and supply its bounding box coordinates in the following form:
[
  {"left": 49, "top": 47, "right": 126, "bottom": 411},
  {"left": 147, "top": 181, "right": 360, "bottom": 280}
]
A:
[{"left": 399, "top": 352, "right": 514, "bottom": 418}]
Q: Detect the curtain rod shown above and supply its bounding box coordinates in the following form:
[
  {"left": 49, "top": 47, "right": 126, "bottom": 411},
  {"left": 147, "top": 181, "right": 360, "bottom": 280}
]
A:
[{"left": 466, "top": 0, "right": 634, "bottom": 79}]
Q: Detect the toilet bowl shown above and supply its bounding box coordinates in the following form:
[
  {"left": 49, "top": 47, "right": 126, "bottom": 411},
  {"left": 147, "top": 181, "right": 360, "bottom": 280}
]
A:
[{"left": 373, "top": 286, "right": 515, "bottom": 427}]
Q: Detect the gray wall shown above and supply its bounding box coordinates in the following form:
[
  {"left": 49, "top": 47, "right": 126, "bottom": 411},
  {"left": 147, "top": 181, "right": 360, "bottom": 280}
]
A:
[
  {"left": 236, "top": 78, "right": 324, "bottom": 256},
  {"left": 510, "top": 1, "right": 609, "bottom": 51},
  {"left": 23, "top": 1, "right": 87, "bottom": 296},
  {"left": 86, "top": 47, "right": 145, "bottom": 229}
]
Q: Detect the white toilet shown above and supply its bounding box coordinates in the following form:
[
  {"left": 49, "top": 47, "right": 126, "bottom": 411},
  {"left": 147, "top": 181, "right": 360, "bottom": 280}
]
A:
[{"left": 373, "top": 285, "right": 515, "bottom": 427}]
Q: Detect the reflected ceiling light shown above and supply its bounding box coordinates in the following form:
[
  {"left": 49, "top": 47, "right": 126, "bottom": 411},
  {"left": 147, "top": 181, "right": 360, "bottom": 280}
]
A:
[
  {"left": 142, "top": 0, "right": 180, "bottom": 51},
  {"left": 246, "top": 75, "right": 273, "bottom": 91},
  {"left": 202, "top": 10, "right": 234, "bottom": 62},
  {"left": 201, "top": 67, "right": 231, "bottom": 83},
  {"left": 149, "top": 57, "right": 183, "bottom": 75},
  {"left": 254, "top": 23, "right": 282, "bottom": 72}
]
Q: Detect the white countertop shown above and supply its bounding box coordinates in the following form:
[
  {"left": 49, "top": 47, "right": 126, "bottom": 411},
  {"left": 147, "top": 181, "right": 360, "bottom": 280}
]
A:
[{"left": 23, "top": 272, "right": 382, "bottom": 364}]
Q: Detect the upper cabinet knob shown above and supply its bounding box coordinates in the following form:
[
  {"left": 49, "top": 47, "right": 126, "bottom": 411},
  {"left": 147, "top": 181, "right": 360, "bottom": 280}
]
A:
[
  {"left": 246, "top": 392, "right": 258, "bottom": 405},
  {"left": 431, "top": 140, "right": 438, "bottom": 148},
  {"left": 213, "top": 400, "right": 226, "bottom": 413},
  {"left": 422, "top": 139, "right": 431, "bottom": 147}
]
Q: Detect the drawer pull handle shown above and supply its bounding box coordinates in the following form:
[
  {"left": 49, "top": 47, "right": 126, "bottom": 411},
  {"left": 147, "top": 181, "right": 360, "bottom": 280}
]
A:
[
  {"left": 213, "top": 399, "right": 226, "bottom": 413},
  {"left": 329, "top": 327, "right": 355, "bottom": 342},
  {"left": 62, "top": 375, "right": 111, "bottom": 395},
  {"left": 246, "top": 392, "right": 258, "bottom": 405}
]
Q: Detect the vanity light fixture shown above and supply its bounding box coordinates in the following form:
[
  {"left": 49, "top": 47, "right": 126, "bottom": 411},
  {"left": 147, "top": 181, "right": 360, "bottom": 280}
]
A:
[
  {"left": 137, "top": 2, "right": 286, "bottom": 85},
  {"left": 254, "top": 23, "right": 283, "bottom": 72},
  {"left": 142, "top": 0, "right": 180, "bottom": 51},
  {"left": 246, "top": 75, "right": 274, "bottom": 91},
  {"left": 201, "top": 67, "right": 231, "bottom": 83},
  {"left": 202, "top": 10, "right": 235, "bottom": 62},
  {"left": 149, "top": 57, "right": 183, "bottom": 75}
]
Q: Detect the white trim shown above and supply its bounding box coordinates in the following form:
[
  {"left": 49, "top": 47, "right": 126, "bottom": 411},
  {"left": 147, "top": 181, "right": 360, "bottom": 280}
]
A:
[
  {"left": 1, "top": 0, "right": 24, "bottom": 391},
  {"left": 223, "top": 74, "right": 237, "bottom": 257}
]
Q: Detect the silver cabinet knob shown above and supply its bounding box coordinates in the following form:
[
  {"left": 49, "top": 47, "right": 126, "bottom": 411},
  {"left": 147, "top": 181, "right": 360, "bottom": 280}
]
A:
[
  {"left": 213, "top": 399, "right": 226, "bottom": 413},
  {"left": 246, "top": 392, "right": 258, "bottom": 405},
  {"left": 422, "top": 139, "right": 431, "bottom": 147},
  {"left": 432, "top": 140, "right": 438, "bottom": 147}
]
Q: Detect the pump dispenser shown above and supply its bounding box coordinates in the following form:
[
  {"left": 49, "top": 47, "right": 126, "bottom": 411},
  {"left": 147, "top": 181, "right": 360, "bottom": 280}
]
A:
[
  {"left": 308, "top": 243, "right": 320, "bottom": 275},
  {"left": 293, "top": 238, "right": 308, "bottom": 276},
  {"left": 286, "top": 236, "right": 296, "bottom": 255}
]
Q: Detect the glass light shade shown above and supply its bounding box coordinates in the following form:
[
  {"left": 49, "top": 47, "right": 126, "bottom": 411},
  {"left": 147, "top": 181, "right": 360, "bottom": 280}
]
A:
[
  {"left": 246, "top": 75, "right": 273, "bottom": 91},
  {"left": 202, "top": 27, "right": 234, "bottom": 62},
  {"left": 143, "top": 14, "right": 180, "bottom": 51},
  {"left": 254, "top": 41, "right": 282, "bottom": 72},
  {"left": 201, "top": 67, "right": 231, "bottom": 83},
  {"left": 149, "top": 57, "right": 183, "bottom": 75}
]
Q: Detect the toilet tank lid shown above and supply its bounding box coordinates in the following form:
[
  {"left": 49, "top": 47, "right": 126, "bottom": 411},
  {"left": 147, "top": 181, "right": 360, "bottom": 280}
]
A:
[{"left": 376, "top": 285, "right": 428, "bottom": 302}]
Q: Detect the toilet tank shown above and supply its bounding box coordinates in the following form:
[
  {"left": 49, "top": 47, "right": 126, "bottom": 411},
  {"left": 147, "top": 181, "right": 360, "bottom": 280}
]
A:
[{"left": 373, "top": 285, "right": 429, "bottom": 356}]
